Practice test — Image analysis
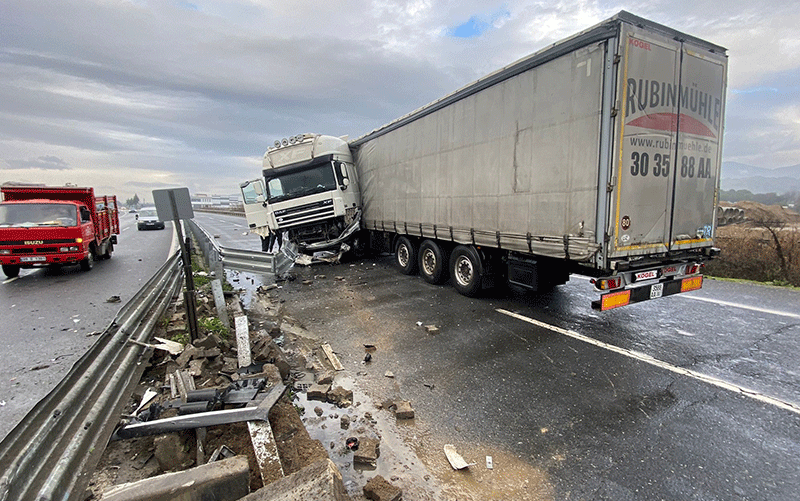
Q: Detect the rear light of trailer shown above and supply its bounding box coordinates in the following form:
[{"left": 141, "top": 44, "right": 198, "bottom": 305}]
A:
[
  {"left": 686, "top": 264, "right": 700, "bottom": 274},
  {"left": 592, "top": 277, "right": 622, "bottom": 290}
]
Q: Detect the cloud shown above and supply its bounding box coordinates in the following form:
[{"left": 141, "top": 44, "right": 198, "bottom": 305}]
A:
[
  {"left": 0, "top": 0, "right": 798, "bottom": 200},
  {"left": 4, "top": 156, "right": 71, "bottom": 170}
]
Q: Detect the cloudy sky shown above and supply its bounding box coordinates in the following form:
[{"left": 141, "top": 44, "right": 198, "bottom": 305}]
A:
[{"left": 1, "top": 1, "right": 798, "bottom": 202}]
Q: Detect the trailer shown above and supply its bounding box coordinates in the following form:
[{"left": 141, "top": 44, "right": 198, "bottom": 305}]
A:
[{"left": 244, "top": 11, "right": 727, "bottom": 310}]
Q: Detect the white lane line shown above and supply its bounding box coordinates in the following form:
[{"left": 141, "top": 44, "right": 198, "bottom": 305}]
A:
[
  {"left": 681, "top": 295, "right": 800, "bottom": 319},
  {"left": 497, "top": 308, "right": 800, "bottom": 416}
]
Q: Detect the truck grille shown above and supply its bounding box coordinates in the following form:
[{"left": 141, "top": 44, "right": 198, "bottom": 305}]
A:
[
  {"left": 273, "top": 199, "right": 335, "bottom": 229},
  {"left": 12, "top": 247, "right": 59, "bottom": 255}
]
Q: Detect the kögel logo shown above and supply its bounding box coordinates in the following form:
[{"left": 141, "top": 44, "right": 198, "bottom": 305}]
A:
[{"left": 24, "top": 240, "right": 44, "bottom": 245}]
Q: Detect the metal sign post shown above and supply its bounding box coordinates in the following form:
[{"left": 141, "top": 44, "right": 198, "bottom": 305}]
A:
[{"left": 153, "top": 188, "right": 198, "bottom": 341}]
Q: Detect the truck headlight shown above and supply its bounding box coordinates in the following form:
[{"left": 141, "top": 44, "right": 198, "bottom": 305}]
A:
[{"left": 60, "top": 246, "right": 79, "bottom": 252}]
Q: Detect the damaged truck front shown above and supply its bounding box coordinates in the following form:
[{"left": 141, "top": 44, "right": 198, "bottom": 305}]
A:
[{"left": 241, "top": 133, "right": 362, "bottom": 253}]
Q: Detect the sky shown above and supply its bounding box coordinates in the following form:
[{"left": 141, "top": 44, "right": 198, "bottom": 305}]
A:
[{"left": 1, "top": 1, "right": 799, "bottom": 202}]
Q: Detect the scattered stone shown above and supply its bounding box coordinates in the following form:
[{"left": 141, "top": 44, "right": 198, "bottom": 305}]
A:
[
  {"left": 335, "top": 276, "right": 345, "bottom": 281},
  {"left": 237, "top": 459, "right": 350, "bottom": 501},
  {"left": 384, "top": 371, "right": 394, "bottom": 378},
  {"left": 314, "top": 407, "right": 324, "bottom": 416},
  {"left": 153, "top": 434, "right": 193, "bottom": 471},
  {"left": 316, "top": 371, "right": 335, "bottom": 385},
  {"left": 175, "top": 345, "right": 198, "bottom": 369},
  {"left": 302, "top": 280, "right": 313, "bottom": 285},
  {"left": 194, "top": 334, "right": 221, "bottom": 349},
  {"left": 394, "top": 401, "right": 415, "bottom": 420},
  {"left": 307, "top": 383, "right": 331, "bottom": 401},
  {"left": 106, "top": 295, "right": 121, "bottom": 303},
  {"left": 188, "top": 358, "right": 206, "bottom": 377},
  {"left": 353, "top": 438, "right": 380, "bottom": 467},
  {"left": 327, "top": 386, "right": 353, "bottom": 408},
  {"left": 364, "top": 353, "right": 372, "bottom": 363},
  {"left": 363, "top": 475, "right": 402, "bottom": 501},
  {"left": 424, "top": 325, "right": 439, "bottom": 334},
  {"left": 340, "top": 415, "right": 351, "bottom": 430},
  {"left": 193, "top": 347, "right": 221, "bottom": 359}
]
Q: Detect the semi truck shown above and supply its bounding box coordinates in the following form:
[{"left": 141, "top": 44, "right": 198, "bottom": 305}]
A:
[
  {"left": 241, "top": 11, "right": 727, "bottom": 310},
  {"left": 0, "top": 184, "right": 120, "bottom": 278}
]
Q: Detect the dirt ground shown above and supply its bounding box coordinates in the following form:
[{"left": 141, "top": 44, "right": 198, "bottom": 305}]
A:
[{"left": 87, "top": 274, "right": 450, "bottom": 500}]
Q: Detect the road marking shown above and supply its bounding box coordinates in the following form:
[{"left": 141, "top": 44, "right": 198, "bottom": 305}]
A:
[
  {"left": 681, "top": 295, "right": 800, "bottom": 319},
  {"left": 497, "top": 308, "right": 800, "bottom": 416}
]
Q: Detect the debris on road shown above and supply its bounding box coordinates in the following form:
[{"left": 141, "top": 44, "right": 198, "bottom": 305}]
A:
[
  {"left": 321, "top": 342, "right": 344, "bottom": 371},
  {"left": 363, "top": 474, "right": 403, "bottom": 501},
  {"left": 486, "top": 455, "right": 494, "bottom": 469},
  {"left": 444, "top": 444, "right": 475, "bottom": 470},
  {"left": 424, "top": 325, "right": 439, "bottom": 334},
  {"left": 394, "top": 400, "right": 415, "bottom": 420},
  {"left": 353, "top": 437, "right": 380, "bottom": 467},
  {"left": 384, "top": 371, "right": 394, "bottom": 378},
  {"left": 106, "top": 295, "right": 121, "bottom": 303}
]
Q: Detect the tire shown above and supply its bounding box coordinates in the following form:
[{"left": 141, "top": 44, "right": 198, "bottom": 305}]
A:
[
  {"left": 79, "top": 256, "right": 93, "bottom": 271},
  {"left": 418, "top": 240, "right": 448, "bottom": 284},
  {"left": 2, "top": 264, "right": 20, "bottom": 279},
  {"left": 450, "top": 245, "right": 484, "bottom": 297},
  {"left": 394, "top": 236, "right": 417, "bottom": 275}
]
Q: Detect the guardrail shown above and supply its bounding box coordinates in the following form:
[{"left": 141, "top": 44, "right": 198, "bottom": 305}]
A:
[
  {"left": 0, "top": 252, "right": 183, "bottom": 501},
  {"left": 185, "top": 219, "right": 295, "bottom": 276}
]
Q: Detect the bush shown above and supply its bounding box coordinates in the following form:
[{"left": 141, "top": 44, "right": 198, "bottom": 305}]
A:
[{"left": 706, "top": 225, "right": 800, "bottom": 286}]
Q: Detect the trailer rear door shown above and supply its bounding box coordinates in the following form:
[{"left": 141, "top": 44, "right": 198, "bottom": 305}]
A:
[{"left": 610, "top": 25, "right": 726, "bottom": 258}]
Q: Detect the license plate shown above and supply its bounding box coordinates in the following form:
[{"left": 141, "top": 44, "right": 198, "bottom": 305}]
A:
[
  {"left": 20, "top": 256, "right": 46, "bottom": 262},
  {"left": 650, "top": 283, "right": 664, "bottom": 299}
]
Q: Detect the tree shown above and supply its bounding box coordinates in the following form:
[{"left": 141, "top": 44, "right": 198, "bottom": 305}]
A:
[{"left": 125, "top": 193, "right": 140, "bottom": 208}]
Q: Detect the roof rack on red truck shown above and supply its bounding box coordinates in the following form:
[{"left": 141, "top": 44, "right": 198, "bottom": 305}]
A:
[{"left": 0, "top": 184, "right": 120, "bottom": 278}]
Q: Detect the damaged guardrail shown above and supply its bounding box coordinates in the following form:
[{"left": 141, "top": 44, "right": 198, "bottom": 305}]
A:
[
  {"left": 185, "top": 219, "right": 296, "bottom": 277},
  {"left": 0, "top": 252, "right": 183, "bottom": 501}
]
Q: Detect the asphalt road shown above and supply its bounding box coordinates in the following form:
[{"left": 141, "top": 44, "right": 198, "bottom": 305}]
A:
[
  {"left": 196, "top": 212, "right": 800, "bottom": 500},
  {"left": 0, "top": 212, "right": 175, "bottom": 440}
]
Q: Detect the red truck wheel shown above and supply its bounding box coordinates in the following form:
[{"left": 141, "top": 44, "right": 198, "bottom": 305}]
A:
[{"left": 2, "top": 265, "right": 20, "bottom": 278}]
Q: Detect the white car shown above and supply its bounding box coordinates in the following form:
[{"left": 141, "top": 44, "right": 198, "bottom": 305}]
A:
[{"left": 136, "top": 208, "right": 165, "bottom": 230}]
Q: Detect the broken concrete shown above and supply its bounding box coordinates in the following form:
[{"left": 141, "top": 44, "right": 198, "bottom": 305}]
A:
[
  {"left": 306, "top": 383, "right": 331, "bottom": 401},
  {"left": 327, "top": 386, "right": 353, "bottom": 408},
  {"left": 394, "top": 401, "right": 415, "bottom": 420},
  {"left": 153, "top": 433, "right": 193, "bottom": 471},
  {"left": 238, "top": 459, "right": 351, "bottom": 501},
  {"left": 363, "top": 475, "right": 402, "bottom": 501},
  {"left": 101, "top": 455, "right": 249, "bottom": 501},
  {"left": 353, "top": 437, "right": 380, "bottom": 467}
]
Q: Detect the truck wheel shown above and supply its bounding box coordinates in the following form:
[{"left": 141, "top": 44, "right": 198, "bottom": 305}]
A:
[
  {"left": 2, "top": 264, "right": 20, "bottom": 279},
  {"left": 451, "top": 245, "right": 483, "bottom": 297},
  {"left": 79, "top": 256, "right": 93, "bottom": 271},
  {"left": 395, "top": 236, "right": 417, "bottom": 275},
  {"left": 419, "top": 240, "right": 448, "bottom": 284}
]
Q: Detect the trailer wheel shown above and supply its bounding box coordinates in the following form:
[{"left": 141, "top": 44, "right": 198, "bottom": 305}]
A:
[
  {"left": 2, "top": 264, "right": 20, "bottom": 279},
  {"left": 419, "top": 240, "right": 448, "bottom": 284},
  {"left": 395, "top": 236, "right": 417, "bottom": 275},
  {"left": 451, "top": 245, "right": 483, "bottom": 297},
  {"left": 79, "top": 256, "right": 93, "bottom": 272}
]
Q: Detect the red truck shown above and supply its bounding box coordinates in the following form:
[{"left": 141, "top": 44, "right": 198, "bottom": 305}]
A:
[{"left": 0, "top": 184, "right": 120, "bottom": 278}]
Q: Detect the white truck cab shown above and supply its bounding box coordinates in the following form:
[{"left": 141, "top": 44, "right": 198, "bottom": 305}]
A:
[{"left": 241, "top": 133, "right": 361, "bottom": 252}]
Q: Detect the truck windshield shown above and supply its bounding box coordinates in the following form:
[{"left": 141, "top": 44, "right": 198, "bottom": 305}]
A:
[
  {"left": 266, "top": 163, "right": 337, "bottom": 203},
  {"left": 0, "top": 203, "right": 78, "bottom": 228}
]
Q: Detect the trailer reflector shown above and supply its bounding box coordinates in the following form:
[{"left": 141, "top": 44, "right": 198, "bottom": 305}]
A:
[
  {"left": 600, "top": 290, "right": 631, "bottom": 310},
  {"left": 681, "top": 276, "right": 703, "bottom": 292}
]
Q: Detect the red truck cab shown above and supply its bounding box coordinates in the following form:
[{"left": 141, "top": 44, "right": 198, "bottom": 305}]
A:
[{"left": 0, "top": 185, "right": 120, "bottom": 278}]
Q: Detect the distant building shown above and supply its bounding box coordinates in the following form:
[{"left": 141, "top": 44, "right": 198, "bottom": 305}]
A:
[{"left": 191, "top": 193, "right": 242, "bottom": 210}]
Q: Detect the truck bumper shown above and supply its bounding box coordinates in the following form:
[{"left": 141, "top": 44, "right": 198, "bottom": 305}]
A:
[
  {"left": 300, "top": 211, "right": 362, "bottom": 253},
  {"left": 592, "top": 275, "right": 703, "bottom": 311},
  {"left": 1, "top": 252, "right": 87, "bottom": 267}
]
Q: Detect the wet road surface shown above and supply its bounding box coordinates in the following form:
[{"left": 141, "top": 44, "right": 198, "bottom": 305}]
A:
[
  {"left": 199, "top": 212, "right": 800, "bottom": 500},
  {"left": 0, "top": 213, "right": 175, "bottom": 440}
]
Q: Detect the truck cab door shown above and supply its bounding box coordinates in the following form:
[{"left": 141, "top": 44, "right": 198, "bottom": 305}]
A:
[{"left": 240, "top": 178, "right": 270, "bottom": 231}]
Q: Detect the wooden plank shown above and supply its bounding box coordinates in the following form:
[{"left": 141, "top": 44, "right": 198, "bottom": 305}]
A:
[{"left": 321, "top": 343, "right": 344, "bottom": 371}]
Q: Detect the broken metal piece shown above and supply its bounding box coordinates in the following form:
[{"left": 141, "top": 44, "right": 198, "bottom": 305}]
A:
[
  {"left": 207, "top": 445, "right": 236, "bottom": 463},
  {"left": 110, "top": 383, "right": 286, "bottom": 441},
  {"left": 134, "top": 388, "right": 158, "bottom": 415},
  {"left": 444, "top": 444, "right": 475, "bottom": 470}
]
